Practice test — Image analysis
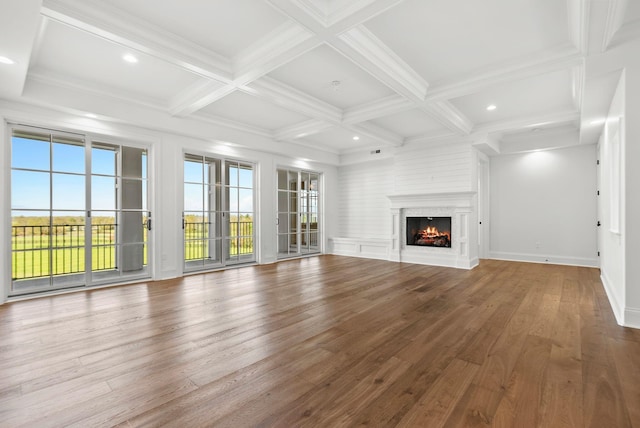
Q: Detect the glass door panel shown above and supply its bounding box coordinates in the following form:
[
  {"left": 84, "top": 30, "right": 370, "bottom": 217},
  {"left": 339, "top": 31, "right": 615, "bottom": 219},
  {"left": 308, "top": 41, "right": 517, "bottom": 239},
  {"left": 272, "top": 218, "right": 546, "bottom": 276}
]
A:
[
  {"left": 90, "top": 143, "right": 149, "bottom": 283},
  {"left": 277, "top": 169, "right": 321, "bottom": 259},
  {"left": 184, "top": 155, "right": 254, "bottom": 271},
  {"left": 10, "top": 129, "right": 87, "bottom": 294},
  {"left": 10, "top": 127, "right": 151, "bottom": 296}
]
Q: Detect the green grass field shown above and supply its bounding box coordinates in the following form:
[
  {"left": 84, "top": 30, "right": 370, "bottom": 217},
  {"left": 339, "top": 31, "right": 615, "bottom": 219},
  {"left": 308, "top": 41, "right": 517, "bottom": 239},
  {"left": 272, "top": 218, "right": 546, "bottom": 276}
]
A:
[{"left": 12, "top": 221, "right": 254, "bottom": 280}]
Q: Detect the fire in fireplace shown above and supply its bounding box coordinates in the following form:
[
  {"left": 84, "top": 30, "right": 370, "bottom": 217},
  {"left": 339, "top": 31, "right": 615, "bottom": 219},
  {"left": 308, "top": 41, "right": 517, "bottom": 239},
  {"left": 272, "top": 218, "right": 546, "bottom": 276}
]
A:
[{"left": 406, "top": 216, "right": 452, "bottom": 248}]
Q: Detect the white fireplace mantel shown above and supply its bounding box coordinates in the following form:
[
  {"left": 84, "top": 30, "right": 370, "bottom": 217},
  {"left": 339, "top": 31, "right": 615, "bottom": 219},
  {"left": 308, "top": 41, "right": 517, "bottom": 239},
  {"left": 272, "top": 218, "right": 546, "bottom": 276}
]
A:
[{"left": 386, "top": 191, "right": 478, "bottom": 269}]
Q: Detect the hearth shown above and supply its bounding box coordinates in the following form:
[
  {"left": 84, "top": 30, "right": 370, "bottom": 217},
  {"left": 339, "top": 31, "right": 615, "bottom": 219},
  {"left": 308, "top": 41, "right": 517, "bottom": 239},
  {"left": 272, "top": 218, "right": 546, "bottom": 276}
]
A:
[{"left": 406, "top": 216, "right": 452, "bottom": 248}]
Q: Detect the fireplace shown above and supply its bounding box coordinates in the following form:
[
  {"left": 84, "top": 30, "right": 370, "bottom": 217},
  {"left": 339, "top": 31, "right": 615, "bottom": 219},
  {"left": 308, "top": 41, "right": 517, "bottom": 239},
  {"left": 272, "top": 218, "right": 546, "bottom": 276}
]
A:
[
  {"left": 387, "top": 191, "right": 477, "bottom": 269},
  {"left": 406, "top": 216, "right": 452, "bottom": 247}
]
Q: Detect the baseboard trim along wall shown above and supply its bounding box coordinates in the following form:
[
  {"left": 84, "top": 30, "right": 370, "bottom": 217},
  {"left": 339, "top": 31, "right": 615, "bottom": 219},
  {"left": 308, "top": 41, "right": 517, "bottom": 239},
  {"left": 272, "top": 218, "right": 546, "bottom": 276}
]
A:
[{"left": 488, "top": 251, "right": 599, "bottom": 268}]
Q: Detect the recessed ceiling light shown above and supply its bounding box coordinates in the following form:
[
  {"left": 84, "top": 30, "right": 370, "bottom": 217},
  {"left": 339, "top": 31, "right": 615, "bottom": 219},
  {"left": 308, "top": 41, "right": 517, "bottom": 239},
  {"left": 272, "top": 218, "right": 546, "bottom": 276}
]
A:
[
  {"left": 0, "top": 56, "right": 15, "bottom": 65},
  {"left": 353, "top": 136, "right": 360, "bottom": 141},
  {"left": 85, "top": 113, "right": 97, "bottom": 118},
  {"left": 486, "top": 104, "right": 497, "bottom": 111},
  {"left": 123, "top": 53, "right": 138, "bottom": 63}
]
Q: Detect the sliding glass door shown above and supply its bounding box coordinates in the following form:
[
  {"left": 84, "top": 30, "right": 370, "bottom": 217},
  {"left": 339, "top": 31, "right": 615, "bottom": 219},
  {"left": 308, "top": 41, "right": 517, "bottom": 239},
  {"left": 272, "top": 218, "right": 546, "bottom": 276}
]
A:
[
  {"left": 183, "top": 154, "right": 255, "bottom": 272},
  {"left": 10, "top": 125, "right": 151, "bottom": 296},
  {"left": 277, "top": 169, "right": 320, "bottom": 258}
]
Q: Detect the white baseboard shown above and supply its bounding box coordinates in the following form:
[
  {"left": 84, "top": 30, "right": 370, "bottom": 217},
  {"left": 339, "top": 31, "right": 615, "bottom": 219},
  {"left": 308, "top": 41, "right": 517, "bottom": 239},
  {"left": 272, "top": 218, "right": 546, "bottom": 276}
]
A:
[
  {"left": 488, "top": 251, "right": 599, "bottom": 267},
  {"left": 600, "top": 271, "right": 624, "bottom": 326},
  {"left": 624, "top": 307, "right": 640, "bottom": 329}
]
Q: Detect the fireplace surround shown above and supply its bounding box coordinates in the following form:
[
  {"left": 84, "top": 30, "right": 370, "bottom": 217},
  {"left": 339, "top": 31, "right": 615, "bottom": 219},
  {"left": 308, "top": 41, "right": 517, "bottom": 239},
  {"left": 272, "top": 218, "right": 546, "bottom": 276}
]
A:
[{"left": 388, "top": 192, "right": 477, "bottom": 269}]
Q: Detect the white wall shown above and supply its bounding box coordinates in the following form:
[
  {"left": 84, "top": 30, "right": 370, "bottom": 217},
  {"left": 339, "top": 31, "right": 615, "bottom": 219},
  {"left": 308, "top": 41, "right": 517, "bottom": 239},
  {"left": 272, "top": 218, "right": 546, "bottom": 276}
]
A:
[
  {"left": 393, "top": 142, "right": 473, "bottom": 194},
  {"left": 489, "top": 144, "right": 598, "bottom": 267},
  {"left": 599, "top": 71, "right": 626, "bottom": 322},
  {"left": 336, "top": 141, "right": 475, "bottom": 239},
  {"left": 337, "top": 158, "right": 394, "bottom": 238},
  {"left": 588, "top": 37, "right": 640, "bottom": 328},
  {"left": 0, "top": 102, "right": 338, "bottom": 300},
  {"left": 624, "top": 58, "right": 640, "bottom": 328}
]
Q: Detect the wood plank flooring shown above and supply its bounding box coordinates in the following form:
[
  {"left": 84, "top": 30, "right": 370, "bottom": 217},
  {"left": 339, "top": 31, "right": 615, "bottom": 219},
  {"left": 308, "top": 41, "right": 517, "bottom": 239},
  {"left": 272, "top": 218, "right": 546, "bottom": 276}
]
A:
[{"left": 1, "top": 256, "right": 639, "bottom": 427}]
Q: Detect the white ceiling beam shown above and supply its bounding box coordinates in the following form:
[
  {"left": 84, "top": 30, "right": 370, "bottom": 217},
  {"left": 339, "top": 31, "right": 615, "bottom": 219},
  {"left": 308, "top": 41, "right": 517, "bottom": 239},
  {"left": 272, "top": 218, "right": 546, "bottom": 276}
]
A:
[
  {"left": 266, "top": 0, "right": 405, "bottom": 33},
  {"left": 274, "top": 118, "right": 334, "bottom": 140},
  {"left": 174, "top": 22, "right": 322, "bottom": 116},
  {"left": 420, "top": 101, "right": 474, "bottom": 135},
  {"left": 41, "top": 0, "right": 232, "bottom": 82},
  {"left": 346, "top": 121, "right": 404, "bottom": 147},
  {"left": 325, "top": 0, "right": 406, "bottom": 32},
  {"left": 0, "top": 0, "right": 42, "bottom": 99},
  {"left": 233, "top": 22, "right": 320, "bottom": 82},
  {"left": 473, "top": 110, "right": 580, "bottom": 135},
  {"left": 169, "top": 82, "right": 236, "bottom": 117},
  {"left": 241, "top": 76, "right": 343, "bottom": 123},
  {"left": 425, "top": 46, "right": 583, "bottom": 102},
  {"left": 265, "top": 0, "right": 427, "bottom": 101},
  {"left": 336, "top": 26, "right": 428, "bottom": 102},
  {"left": 601, "top": 0, "right": 629, "bottom": 51},
  {"left": 567, "top": 0, "right": 589, "bottom": 54},
  {"left": 571, "top": 63, "right": 586, "bottom": 112},
  {"left": 342, "top": 95, "right": 413, "bottom": 124}
]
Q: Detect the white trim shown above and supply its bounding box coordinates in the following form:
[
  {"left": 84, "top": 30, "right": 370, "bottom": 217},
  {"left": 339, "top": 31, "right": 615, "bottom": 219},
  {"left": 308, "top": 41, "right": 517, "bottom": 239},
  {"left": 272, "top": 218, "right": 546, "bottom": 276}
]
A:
[
  {"left": 342, "top": 95, "right": 414, "bottom": 125},
  {"left": 624, "top": 307, "right": 640, "bottom": 329},
  {"left": 245, "top": 77, "right": 343, "bottom": 124},
  {"left": 41, "top": 0, "right": 232, "bottom": 81},
  {"left": 338, "top": 25, "right": 429, "bottom": 102},
  {"left": 420, "top": 101, "right": 473, "bottom": 135},
  {"left": 330, "top": 237, "right": 390, "bottom": 260},
  {"left": 489, "top": 251, "right": 599, "bottom": 268},
  {"left": 601, "top": 270, "right": 624, "bottom": 326}
]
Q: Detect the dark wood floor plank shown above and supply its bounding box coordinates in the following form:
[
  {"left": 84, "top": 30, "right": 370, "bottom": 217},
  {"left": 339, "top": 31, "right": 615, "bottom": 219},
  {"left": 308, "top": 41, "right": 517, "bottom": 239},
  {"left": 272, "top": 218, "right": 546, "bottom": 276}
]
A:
[{"left": 0, "top": 255, "right": 637, "bottom": 427}]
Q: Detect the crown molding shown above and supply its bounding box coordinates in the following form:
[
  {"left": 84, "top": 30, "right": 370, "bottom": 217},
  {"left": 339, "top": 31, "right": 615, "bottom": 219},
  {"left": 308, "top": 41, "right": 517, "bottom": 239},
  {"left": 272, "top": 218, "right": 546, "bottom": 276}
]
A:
[
  {"left": 572, "top": 63, "right": 586, "bottom": 112},
  {"left": 402, "top": 129, "right": 457, "bottom": 146},
  {"left": 41, "top": 0, "right": 232, "bottom": 81},
  {"left": 567, "top": 0, "right": 589, "bottom": 54},
  {"left": 326, "top": 0, "right": 405, "bottom": 32},
  {"left": 601, "top": 0, "right": 629, "bottom": 51},
  {"left": 342, "top": 94, "right": 413, "bottom": 124},
  {"left": 287, "top": 0, "right": 328, "bottom": 27},
  {"left": 233, "top": 22, "right": 319, "bottom": 81},
  {"left": 169, "top": 82, "right": 237, "bottom": 117},
  {"left": 472, "top": 110, "right": 579, "bottom": 135},
  {"left": 27, "top": 69, "right": 167, "bottom": 111},
  {"left": 420, "top": 101, "right": 473, "bottom": 135},
  {"left": 425, "top": 45, "right": 583, "bottom": 102},
  {"left": 243, "top": 77, "right": 342, "bottom": 123},
  {"left": 338, "top": 26, "right": 428, "bottom": 102},
  {"left": 347, "top": 121, "right": 403, "bottom": 147},
  {"left": 607, "top": 18, "right": 640, "bottom": 48},
  {"left": 274, "top": 119, "right": 333, "bottom": 140},
  {"left": 191, "top": 111, "right": 273, "bottom": 138}
]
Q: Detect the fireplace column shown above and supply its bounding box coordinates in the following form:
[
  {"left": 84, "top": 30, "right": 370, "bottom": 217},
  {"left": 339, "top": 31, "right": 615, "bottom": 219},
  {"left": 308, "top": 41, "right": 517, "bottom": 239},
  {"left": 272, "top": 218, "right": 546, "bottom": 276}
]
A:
[{"left": 390, "top": 208, "right": 401, "bottom": 262}]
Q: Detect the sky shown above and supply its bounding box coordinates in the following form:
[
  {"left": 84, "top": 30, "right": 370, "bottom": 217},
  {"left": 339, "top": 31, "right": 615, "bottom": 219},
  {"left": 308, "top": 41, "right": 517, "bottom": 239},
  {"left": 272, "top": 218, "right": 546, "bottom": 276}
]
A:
[
  {"left": 11, "top": 136, "right": 253, "bottom": 219},
  {"left": 11, "top": 136, "right": 148, "bottom": 218}
]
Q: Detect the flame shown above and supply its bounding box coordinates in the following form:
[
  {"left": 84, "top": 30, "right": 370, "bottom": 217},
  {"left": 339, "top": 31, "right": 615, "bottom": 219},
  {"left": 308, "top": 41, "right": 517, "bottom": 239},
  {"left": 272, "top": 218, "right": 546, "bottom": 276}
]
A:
[{"left": 420, "top": 226, "right": 449, "bottom": 239}]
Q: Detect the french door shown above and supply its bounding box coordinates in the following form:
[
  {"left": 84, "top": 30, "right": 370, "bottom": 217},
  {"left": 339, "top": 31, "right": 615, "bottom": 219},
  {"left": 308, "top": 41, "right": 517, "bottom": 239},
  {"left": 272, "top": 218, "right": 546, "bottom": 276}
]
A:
[
  {"left": 9, "top": 125, "right": 151, "bottom": 296},
  {"left": 277, "top": 169, "right": 320, "bottom": 258},
  {"left": 183, "top": 154, "right": 255, "bottom": 272}
]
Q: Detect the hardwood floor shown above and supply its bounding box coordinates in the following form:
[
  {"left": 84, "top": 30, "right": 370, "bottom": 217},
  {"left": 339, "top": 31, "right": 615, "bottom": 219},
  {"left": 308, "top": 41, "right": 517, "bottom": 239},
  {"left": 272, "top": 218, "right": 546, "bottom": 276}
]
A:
[{"left": 1, "top": 256, "right": 638, "bottom": 427}]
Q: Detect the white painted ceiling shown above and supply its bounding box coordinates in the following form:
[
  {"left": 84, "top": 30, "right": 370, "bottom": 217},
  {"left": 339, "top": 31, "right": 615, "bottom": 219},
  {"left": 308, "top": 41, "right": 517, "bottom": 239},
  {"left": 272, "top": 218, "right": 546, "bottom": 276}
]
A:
[{"left": 0, "top": 0, "right": 638, "bottom": 163}]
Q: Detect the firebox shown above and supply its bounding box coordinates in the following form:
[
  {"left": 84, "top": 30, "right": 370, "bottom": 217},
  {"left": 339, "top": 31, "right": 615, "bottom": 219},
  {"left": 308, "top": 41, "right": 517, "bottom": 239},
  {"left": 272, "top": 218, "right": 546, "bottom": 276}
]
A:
[{"left": 406, "top": 216, "right": 452, "bottom": 248}]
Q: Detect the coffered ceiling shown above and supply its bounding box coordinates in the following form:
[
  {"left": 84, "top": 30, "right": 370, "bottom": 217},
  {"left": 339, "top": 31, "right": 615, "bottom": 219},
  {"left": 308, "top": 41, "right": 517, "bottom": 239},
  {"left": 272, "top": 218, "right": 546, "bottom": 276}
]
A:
[{"left": 0, "top": 0, "right": 637, "bottom": 163}]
